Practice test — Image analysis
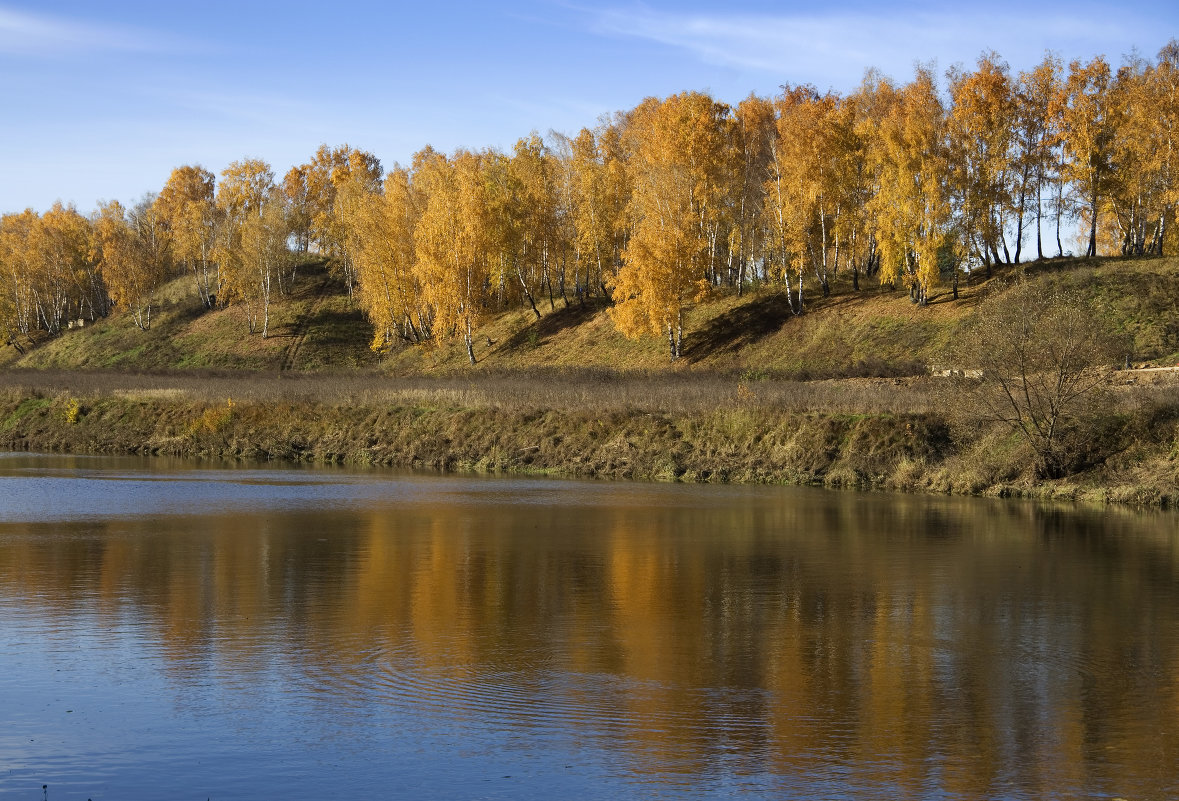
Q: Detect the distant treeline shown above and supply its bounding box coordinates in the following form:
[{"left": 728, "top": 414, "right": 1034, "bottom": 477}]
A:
[{"left": 2, "top": 44, "right": 1177, "bottom": 360}]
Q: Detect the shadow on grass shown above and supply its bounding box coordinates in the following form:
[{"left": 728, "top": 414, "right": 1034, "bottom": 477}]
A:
[
  {"left": 681, "top": 292, "right": 793, "bottom": 362},
  {"left": 160, "top": 298, "right": 216, "bottom": 328},
  {"left": 303, "top": 308, "right": 372, "bottom": 346},
  {"left": 501, "top": 298, "right": 611, "bottom": 350}
]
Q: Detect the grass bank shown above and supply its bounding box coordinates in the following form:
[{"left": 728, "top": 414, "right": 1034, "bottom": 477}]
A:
[{"left": 3, "top": 372, "right": 1177, "bottom": 507}]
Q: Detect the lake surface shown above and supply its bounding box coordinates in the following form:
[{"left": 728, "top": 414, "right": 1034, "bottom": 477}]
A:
[{"left": 1, "top": 452, "right": 1177, "bottom": 800}]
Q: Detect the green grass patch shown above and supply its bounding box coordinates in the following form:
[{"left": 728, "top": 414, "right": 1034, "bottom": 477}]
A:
[{"left": 1, "top": 396, "right": 51, "bottom": 432}]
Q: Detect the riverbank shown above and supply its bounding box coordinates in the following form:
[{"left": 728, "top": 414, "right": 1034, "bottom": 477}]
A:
[
  {"left": 4, "top": 374, "right": 1177, "bottom": 508},
  {"left": 3, "top": 255, "right": 1179, "bottom": 507}
]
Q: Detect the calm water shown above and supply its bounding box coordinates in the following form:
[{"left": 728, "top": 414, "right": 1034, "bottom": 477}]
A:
[{"left": 1, "top": 453, "right": 1177, "bottom": 800}]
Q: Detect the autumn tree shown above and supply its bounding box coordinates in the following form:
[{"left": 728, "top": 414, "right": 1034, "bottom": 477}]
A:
[
  {"left": 1105, "top": 55, "right": 1156, "bottom": 256},
  {"left": 93, "top": 197, "right": 170, "bottom": 330},
  {"left": 330, "top": 148, "right": 383, "bottom": 299},
  {"left": 513, "top": 134, "right": 567, "bottom": 311},
  {"left": 290, "top": 144, "right": 382, "bottom": 299},
  {"left": 547, "top": 133, "right": 578, "bottom": 310},
  {"left": 282, "top": 165, "right": 313, "bottom": 256},
  {"left": 413, "top": 148, "right": 490, "bottom": 364},
  {"left": 1015, "top": 53, "right": 1064, "bottom": 260},
  {"left": 1105, "top": 44, "right": 1179, "bottom": 256},
  {"left": 828, "top": 95, "right": 876, "bottom": 291},
  {"left": 1055, "top": 56, "right": 1115, "bottom": 258},
  {"left": 481, "top": 148, "right": 537, "bottom": 317},
  {"left": 598, "top": 118, "right": 633, "bottom": 291},
  {"left": 241, "top": 191, "right": 291, "bottom": 338},
  {"left": 31, "top": 202, "right": 99, "bottom": 331},
  {"left": 766, "top": 87, "right": 805, "bottom": 311},
  {"left": 0, "top": 210, "right": 40, "bottom": 345},
  {"left": 0, "top": 254, "right": 15, "bottom": 349},
  {"left": 563, "top": 119, "right": 631, "bottom": 300},
  {"left": 846, "top": 70, "right": 899, "bottom": 288},
  {"left": 564, "top": 128, "right": 614, "bottom": 301},
  {"left": 155, "top": 165, "right": 218, "bottom": 307},
  {"left": 339, "top": 165, "right": 430, "bottom": 350},
  {"left": 92, "top": 202, "right": 136, "bottom": 323},
  {"left": 1150, "top": 40, "right": 1179, "bottom": 254},
  {"left": 562, "top": 125, "right": 632, "bottom": 301},
  {"left": 728, "top": 95, "right": 776, "bottom": 294},
  {"left": 947, "top": 53, "right": 1017, "bottom": 273},
  {"left": 768, "top": 86, "right": 851, "bottom": 308},
  {"left": 612, "top": 92, "right": 729, "bottom": 359},
  {"left": 865, "top": 67, "right": 953, "bottom": 304},
  {"left": 216, "top": 158, "right": 290, "bottom": 336},
  {"left": 0, "top": 205, "right": 102, "bottom": 337}
]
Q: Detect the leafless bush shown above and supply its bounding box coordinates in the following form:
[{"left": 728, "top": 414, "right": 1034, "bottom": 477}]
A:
[{"left": 951, "top": 280, "right": 1124, "bottom": 478}]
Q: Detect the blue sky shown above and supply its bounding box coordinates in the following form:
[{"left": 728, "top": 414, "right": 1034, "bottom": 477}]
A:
[{"left": 1, "top": 1, "right": 1176, "bottom": 214}]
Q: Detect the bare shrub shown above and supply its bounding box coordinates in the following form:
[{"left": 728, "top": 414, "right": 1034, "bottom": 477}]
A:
[{"left": 951, "top": 280, "right": 1124, "bottom": 478}]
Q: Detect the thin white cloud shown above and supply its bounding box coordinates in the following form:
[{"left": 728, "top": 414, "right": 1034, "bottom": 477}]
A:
[
  {"left": 584, "top": 4, "right": 1150, "bottom": 86},
  {"left": 0, "top": 5, "right": 196, "bottom": 56},
  {"left": 163, "top": 88, "right": 316, "bottom": 127}
]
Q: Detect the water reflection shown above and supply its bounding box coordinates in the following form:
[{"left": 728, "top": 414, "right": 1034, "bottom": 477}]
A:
[{"left": 1, "top": 456, "right": 1178, "bottom": 799}]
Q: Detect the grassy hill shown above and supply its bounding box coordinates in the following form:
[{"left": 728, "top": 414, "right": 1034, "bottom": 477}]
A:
[
  {"left": 1, "top": 262, "right": 376, "bottom": 372},
  {"left": 2, "top": 255, "right": 1178, "bottom": 504},
  {"left": 5, "top": 255, "right": 1178, "bottom": 376}
]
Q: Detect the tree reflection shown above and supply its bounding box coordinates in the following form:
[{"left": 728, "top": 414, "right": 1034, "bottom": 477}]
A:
[{"left": 1, "top": 487, "right": 1177, "bottom": 797}]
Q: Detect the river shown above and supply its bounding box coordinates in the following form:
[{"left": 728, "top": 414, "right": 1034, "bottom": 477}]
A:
[{"left": 1, "top": 453, "right": 1177, "bottom": 799}]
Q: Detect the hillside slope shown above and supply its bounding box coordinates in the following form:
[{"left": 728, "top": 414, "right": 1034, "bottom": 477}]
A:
[{"left": 3, "top": 256, "right": 1178, "bottom": 376}]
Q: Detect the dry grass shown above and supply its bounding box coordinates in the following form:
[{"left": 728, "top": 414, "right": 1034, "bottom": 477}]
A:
[
  {"left": 2, "top": 368, "right": 1176, "bottom": 506},
  {"left": 0, "top": 366, "right": 942, "bottom": 415}
]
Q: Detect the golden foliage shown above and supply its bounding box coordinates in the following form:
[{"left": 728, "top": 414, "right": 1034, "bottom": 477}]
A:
[
  {"left": 5, "top": 40, "right": 1179, "bottom": 364},
  {"left": 612, "top": 92, "right": 729, "bottom": 359}
]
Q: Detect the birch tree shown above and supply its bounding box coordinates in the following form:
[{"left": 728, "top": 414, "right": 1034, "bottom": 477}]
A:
[
  {"left": 867, "top": 67, "right": 952, "bottom": 304},
  {"left": 216, "top": 159, "right": 289, "bottom": 336},
  {"left": 612, "top": 92, "right": 728, "bottom": 359},
  {"left": 1015, "top": 53, "right": 1064, "bottom": 260},
  {"left": 340, "top": 165, "right": 430, "bottom": 350},
  {"left": 94, "top": 198, "right": 169, "bottom": 330},
  {"left": 155, "top": 165, "right": 218, "bottom": 307},
  {"left": 1055, "top": 56, "right": 1114, "bottom": 258},
  {"left": 948, "top": 53, "right": 1017, "bottom": 271},
  {"left": 414, "top": 148, "right": 489, "bottom": 364},
  {"left": 294, "top": 144, "right": 382, "bottom": 298},
  {"left": 729, "top": 95, "right": 775, "bottom": 294},
  {"left": 0, "top": 210, "right": 40, "bottom": 343}
]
